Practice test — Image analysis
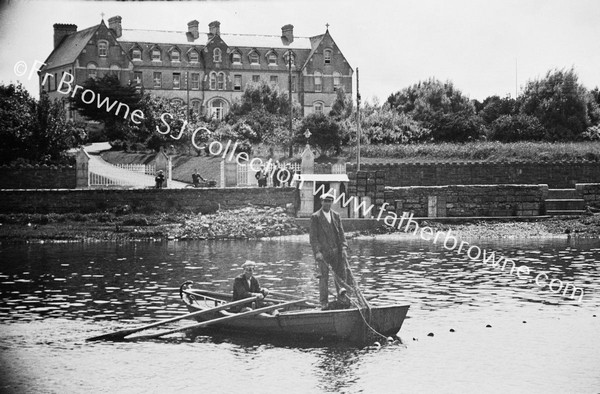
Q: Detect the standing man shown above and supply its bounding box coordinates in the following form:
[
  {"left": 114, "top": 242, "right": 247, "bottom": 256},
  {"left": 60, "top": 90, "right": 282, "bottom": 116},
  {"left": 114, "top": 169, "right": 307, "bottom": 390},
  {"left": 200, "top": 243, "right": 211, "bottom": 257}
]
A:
[
  {"left": 155, "top": 170, "right": 165, "bottom": 189},
  {"left": 309, "top": 192, "right": 351, "bottom": 309}
]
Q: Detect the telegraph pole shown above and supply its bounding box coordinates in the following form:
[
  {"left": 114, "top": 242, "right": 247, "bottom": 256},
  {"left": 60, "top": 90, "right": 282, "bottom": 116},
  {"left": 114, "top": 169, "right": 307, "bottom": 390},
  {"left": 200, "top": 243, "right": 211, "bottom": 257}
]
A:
[
  {"left": 356, "top": 67, "right": 361, "bottom": 171},
  {"left": 288, "top": 51, "right": 293, "bottom": 157}
]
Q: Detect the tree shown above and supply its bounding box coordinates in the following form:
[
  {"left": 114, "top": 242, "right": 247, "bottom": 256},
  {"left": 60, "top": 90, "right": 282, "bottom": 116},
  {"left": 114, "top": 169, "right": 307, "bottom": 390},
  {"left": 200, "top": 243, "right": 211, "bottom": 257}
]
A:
[
  {"left": 329, "top": 86, "right": 353, "bottom": 120},
  {"left": 387, "top": 78, "right": 479, "bottom": 141},
  {"left": 296, "top": 113, "right": 343, "bottom": 155},
  {"left": 487, "top": 114, "right": 545, "bottom": 142},
  {"left": 70, "top": 74, "right": 143, "bottom": 141},
  {"left": 519, "top": 68, "right": 600, "bottom": 140},
  {"left": 0, "top": 83, "right": 38, "bottom": 163},
  {"left": 478, "top": 95, "right": 518, "bottom": 124}
]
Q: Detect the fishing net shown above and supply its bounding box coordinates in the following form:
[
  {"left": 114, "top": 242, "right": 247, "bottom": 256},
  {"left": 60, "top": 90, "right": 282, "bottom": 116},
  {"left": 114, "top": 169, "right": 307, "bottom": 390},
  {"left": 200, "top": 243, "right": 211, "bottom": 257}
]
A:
[{"left": 332, "top": 256, "right": 389, "bottom": 343}]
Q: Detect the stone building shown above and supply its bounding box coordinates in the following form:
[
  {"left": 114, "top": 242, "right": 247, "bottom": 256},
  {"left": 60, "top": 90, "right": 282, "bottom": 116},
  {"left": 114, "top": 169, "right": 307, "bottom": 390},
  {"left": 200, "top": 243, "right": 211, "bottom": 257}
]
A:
[{"left": 39, "top": 16, "right": 353, "bottom": 121}]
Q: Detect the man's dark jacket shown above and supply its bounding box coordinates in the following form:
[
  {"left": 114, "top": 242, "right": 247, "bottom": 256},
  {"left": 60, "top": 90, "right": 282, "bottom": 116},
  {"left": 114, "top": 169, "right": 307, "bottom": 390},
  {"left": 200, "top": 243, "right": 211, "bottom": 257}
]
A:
[
  {"left": 309, "top": 209, "right": 348, "bottom": 262},
  {"left": 232, "top": 274, "right": 262, "bottom": 301}
]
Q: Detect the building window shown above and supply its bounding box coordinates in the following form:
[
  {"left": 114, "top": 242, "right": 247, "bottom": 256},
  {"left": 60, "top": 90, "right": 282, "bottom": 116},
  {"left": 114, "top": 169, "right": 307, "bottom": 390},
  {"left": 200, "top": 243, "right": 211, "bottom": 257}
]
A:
[
  {"left": 234, "top": 75, "right": 242, "bottom": 91},
  {"left": 217, "top": 72, "right": 225, "bottom": 90},
  {"left": 270, "top": 75, "right": 278, "bottom": 85},
  {"left": 153, "top": 72, "right": 162, "bottom": 88},
  {"left": 109, "top": 65, "right": 120, "bottom": 80},
  {"left": 134, "top": 71, "right": 142, "bottom": 85},
  {"left": 213, "top": 48, "right": 222, "bottom": 63},
  {"left": 173, "top": 73, "right": 181, "bottom": 89},
  {"left": 98, "top": 40, "right": 108, "bottom": 57},
  {"left": 284, "top": 51, "right": 295, "bottom": 67},
  {"left": 171, "top": 98, "right": 184, "bottom": 107},
  {"left": 152, "top": 49, "right": 161, "bottom": 61},
  {"left": 267, "top": 52, "right": 277, "bottom": 66},
  {"left": 191, "top": 100, "right": 201, "bottom": 114},
  {"left": 191, "top": 73, "right": 200, "bottom": 90},
  {"left": 87, "top": 63, "right": 97, "bottom": 80},
  {"left": 232, "top": 52, "right": 242, "bottom": 64},
  {"left": 324, "top": 49, "right": 332, "bottom": 64},
  {"left": 249, "top": 51, "right": 259, "bottom": 65},
  {"left": 171, "top": 50, "right": 180, "bottom": 62},
  {"left": 252, "top": 75, "right": 260, "bottom": 83},
  {"left": 209, "top": 72, "right": 216, "bottom": 90},
  {"left": 210, "top": 99, "right": 225, "bottom": 120},
  {"left": 291, "top": 75, "right": 297, "bottom": 92},
  {"left": 314, "top": 71, "right": 322, "bottom": 92},
  {"left": 132, "top": 49, "right": 142, "bottom": 61},
  {"left": 314, "top": 102, "right": 323, "bottom": 114},
  {"left": 333, "top": 72, "right": 341, "bottom": 90},
  {"left": 189, "top": 51, "right": 199, "bottom": 63}
]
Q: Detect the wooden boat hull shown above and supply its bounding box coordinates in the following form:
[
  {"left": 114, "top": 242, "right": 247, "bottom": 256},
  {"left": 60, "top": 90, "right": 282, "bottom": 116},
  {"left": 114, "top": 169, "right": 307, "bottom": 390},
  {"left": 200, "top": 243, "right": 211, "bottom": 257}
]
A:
[{"left": 181, "top": 288, "right": 410, "bottom": 345}]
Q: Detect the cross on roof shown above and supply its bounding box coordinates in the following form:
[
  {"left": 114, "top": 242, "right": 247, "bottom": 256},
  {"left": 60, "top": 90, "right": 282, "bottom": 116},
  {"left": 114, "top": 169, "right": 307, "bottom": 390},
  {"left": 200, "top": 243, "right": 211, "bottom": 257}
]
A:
[
  {"left": 101, "top": 12, "right": 105, "bottom": 20},
  {"left": 326, "top": 23, "right": 330, "bottom": 30}
]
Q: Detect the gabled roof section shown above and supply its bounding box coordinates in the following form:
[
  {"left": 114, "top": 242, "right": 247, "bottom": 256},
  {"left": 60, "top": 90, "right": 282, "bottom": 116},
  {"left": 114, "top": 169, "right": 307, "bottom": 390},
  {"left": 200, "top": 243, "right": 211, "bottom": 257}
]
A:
[
  {"left": 301, "top": 33, "right": 326, "bottom": 70},
  {"left": 41, "top": 24, "right": 99, "bottom": 71}
]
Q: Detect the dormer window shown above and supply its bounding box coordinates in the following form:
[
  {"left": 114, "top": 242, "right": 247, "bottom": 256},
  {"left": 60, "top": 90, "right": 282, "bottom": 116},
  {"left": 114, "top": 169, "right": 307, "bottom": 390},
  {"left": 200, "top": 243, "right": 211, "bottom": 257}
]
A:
[
  {"left": 324, "top": 49, "right": 332, "bottom": 64},
  {"left": 267, "top": 52, "right": 277, "bottom": 66},
  {"left": 232, "top": 52, "right": 242, "bottom": 64},
  {"left": 152, "top": 48, "right": 161, "bottom": 61},
  {"left": 98, "top": 40, "right": 108, "bottom": 57},
  {"left": 213, "top": 48, "right": 222, "bottom": 63},
  {"left": 132, "top": 49, "right": 142, "bottom": 61},
  {"left": 170, "top": 50, "right": 180, "bottom": 62},
  {"left": 249, "top": 51, "right": 259, "bottom": 65},
  {"left": 284, "top": 51, "right": 295, "bottom": 67},
  {"left": 189, "top": 50, "right": 199, "bottom": 63}
]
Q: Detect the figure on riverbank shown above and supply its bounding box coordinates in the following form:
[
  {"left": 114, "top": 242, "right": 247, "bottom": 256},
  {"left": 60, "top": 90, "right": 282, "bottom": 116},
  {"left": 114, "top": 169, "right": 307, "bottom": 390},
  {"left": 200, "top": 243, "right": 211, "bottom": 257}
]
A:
[
  {"left": 155, "top": 170, "right": 165, "bottom": 189},
  {"left": 255, "top": 165, "right": 268, "bottom": 187},
  {"left": 309, "top": 192, "right": 352, "bottom": 309},
  {"left": 232, "top": 260, "right": 270, "bottom": 311},
  {"left": 192, "top": 169, "right": 206, "bottom": 187}
]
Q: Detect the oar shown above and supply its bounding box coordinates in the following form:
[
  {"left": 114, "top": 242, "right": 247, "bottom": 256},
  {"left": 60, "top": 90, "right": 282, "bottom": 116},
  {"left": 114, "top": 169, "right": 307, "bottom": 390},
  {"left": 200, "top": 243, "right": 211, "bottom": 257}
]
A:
[
  {"left": 183, "top": 288, "right": 320, "bottom": 308},
  {"left": 86, "top": 295, "right": 259, "bottom": 341},
  {"left": 181, "top": 288, "right": 289, "bottom": 304},
  {"left": 127, "top": 298, "right": 307, "bottom": 341}
]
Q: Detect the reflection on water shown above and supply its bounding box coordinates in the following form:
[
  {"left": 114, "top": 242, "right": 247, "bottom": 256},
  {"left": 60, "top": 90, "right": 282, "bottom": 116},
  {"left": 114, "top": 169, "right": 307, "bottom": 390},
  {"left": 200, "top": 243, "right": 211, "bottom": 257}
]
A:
[{"left": 0, "top": 236, "right": 599, "bottom": 393}]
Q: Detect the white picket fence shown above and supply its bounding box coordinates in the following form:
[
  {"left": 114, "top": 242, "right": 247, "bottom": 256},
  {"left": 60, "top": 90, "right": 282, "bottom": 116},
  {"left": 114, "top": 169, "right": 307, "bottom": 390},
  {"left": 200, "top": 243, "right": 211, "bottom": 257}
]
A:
[
  {"left": 237, "top": 162, "right": 302, "bottom": 186},
  {"left": 114, "top": 163, "right": 156, "bottom": 175}
]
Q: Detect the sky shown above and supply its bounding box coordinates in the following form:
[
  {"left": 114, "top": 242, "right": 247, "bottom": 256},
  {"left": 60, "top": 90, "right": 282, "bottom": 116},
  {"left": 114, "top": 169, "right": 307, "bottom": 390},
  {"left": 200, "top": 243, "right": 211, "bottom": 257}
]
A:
[{"left": 0, "top": 0, "right": 599, "bottom": 103}]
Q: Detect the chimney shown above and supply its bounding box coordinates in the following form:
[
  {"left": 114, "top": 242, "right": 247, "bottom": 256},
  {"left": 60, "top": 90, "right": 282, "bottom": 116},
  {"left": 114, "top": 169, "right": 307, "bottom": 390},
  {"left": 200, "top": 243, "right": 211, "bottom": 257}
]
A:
[
  {"left": 281, "top": 24, "right": 294, "bottom": 45},
  {"left": 208, "top": 21, "right": 220, "bottom": 38},
  {"left": 188, "top": 20, "right": 199, "bottom": 40},
  {"left": 108, "top": 16, "right": 122, "bottom": 38},
  {"left": 53, "top": 23, "right": 77, "bottom": 48}
]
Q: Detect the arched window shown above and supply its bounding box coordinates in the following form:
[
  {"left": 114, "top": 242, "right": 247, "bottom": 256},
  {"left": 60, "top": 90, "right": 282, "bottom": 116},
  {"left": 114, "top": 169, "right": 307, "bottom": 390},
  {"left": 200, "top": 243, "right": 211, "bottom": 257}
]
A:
[
  {"left": 232, "top": 51, "right": 242, "bottom": 64},
  {"left": 98, "top": 40, "right": 108, "bottom": 57},
  {"left": 191, "top": 100, "right": 202, "bottom": 114},
  {"left": 132, "top": 48, "right": 142, "bottom": 61},
  {"left": 152, "top": 48, "right": 161, "bottom": 61},
  {"left": 189, "top": 50, "right": 199, "bottom": 63},
  {"left": 324, "top": 49, "right": 332, "bottom": 64},
  {"left": 213, "top": 48, "right": 222, "bottom": 62},
  {"left": 313, "top": 101, "right": 324, "bottom": 115},
  {"left": 109, "top": 64, "right": 120, "bottom": 79},
  {"left": 217, "top": 72, "right": 225, "bottom": 90},
  {"left": 210, "top": 99, "right": 225, "bottom": 120},
  {"left": 209, "top": 72, "right": 217, "bottom": 90},
  {"left": 333, "top": 72, "right": 341, "bottom": 90},
  {"left": 249, "top": 51, "right": 259, "bottom": 65},
  {"left": 87, "top": 63, "right": 97, "bottom": 79},
  {"left": 314, "top": 71, "right": 322, "bottom": 92},
  {"left": 171, "top": 98, "right": 184, "bottom": 107}
]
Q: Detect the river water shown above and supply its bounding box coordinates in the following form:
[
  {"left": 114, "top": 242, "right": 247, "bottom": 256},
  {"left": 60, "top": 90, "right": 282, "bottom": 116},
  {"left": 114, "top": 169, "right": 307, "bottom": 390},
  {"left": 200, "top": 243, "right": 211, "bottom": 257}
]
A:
[{"left": 0, "top": 235, "right": 599, "bottom": 393}]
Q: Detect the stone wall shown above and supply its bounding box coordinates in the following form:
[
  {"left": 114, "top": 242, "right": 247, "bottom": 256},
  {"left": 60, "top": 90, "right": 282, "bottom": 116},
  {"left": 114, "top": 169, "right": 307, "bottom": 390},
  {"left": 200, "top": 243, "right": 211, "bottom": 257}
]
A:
[
  {"left": 384, "top": 184, "right": 547, "bottom": 217},
  {"left": 577, "top": 183, "right": 600, "bottom": 207},
  {"left": 0, "top": 187, "right": 298, "bottom": 214},
  {"left": 0, "top": 165, "right": 76, "bottom": 189},
  {"left": 348, "top": 161, "right": 600, "bottom": 188}
]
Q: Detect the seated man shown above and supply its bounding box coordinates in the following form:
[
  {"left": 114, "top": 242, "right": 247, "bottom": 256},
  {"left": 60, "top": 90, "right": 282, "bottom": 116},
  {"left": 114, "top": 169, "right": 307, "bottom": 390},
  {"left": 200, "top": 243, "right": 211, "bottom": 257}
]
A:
[{"left": 232, "top": 260, "right": 269, "bottom": 312}]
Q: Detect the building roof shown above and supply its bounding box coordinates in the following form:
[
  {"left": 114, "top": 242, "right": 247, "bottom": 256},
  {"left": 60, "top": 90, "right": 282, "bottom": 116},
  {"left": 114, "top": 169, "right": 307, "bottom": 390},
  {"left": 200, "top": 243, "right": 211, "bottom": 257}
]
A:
[
  {"left": 42, "top": 25, "right": 99, "bottom": 70},
  {"left": 120, "top": 29, "right": 314, "bottom": 50}
]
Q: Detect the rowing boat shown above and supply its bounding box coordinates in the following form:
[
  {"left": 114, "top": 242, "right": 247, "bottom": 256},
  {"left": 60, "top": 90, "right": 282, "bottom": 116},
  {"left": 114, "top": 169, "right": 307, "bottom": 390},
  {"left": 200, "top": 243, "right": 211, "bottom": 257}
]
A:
[{"left": 179, "top": 283, "right": 410, "bottom": 345}]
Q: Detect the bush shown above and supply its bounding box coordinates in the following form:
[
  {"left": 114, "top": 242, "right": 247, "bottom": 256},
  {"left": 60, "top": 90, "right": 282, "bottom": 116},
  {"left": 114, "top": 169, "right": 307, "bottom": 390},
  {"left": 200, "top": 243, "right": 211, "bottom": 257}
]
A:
[{"left": 487, "top": 114, "right": 545, "bottom": 142}]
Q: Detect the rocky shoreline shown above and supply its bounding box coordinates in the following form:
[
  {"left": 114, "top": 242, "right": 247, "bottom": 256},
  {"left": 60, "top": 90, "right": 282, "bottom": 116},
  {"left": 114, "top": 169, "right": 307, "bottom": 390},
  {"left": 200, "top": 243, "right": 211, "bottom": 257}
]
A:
[{"left": 1, "top": 207, "right": 600, "bottom": 243}]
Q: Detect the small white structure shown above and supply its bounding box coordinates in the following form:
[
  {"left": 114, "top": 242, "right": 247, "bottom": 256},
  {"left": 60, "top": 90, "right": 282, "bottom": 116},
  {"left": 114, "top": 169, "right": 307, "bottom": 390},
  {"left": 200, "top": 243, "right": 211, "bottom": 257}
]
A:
[{"left": 295, "top": 145, "right": 350, "bottom": 217}]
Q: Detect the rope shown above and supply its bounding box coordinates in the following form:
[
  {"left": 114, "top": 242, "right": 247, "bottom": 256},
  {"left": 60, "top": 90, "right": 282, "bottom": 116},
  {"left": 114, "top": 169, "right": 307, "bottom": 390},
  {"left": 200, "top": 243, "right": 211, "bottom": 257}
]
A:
[{"left": 331, "top": 257, "right": 389, "bottom": 343}]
